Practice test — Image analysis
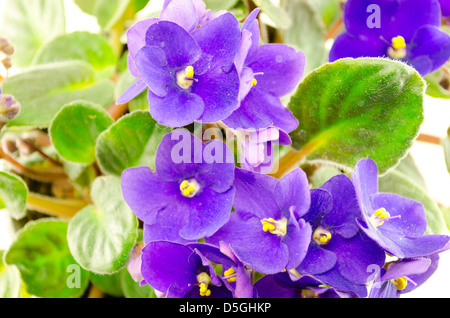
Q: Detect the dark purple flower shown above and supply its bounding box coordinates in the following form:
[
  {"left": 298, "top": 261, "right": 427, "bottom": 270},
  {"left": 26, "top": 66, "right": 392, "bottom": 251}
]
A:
[
  {"left": 140, "top": 241, "right": 234, "bottom": 298},
  {"left": 440, "top": 0, "right": 450, "bottom": 17},
  {"left": 329, "top": 0, "right": 450, "bottom": 77},
  {"left": 294, "top": 174, "right": 386, "bottom": 298},
  {"left": 369, "top": 254, "right": 440, "bottom": 298},
  {"left": 222, "top": 9, "right": 305, "bottom": 134},
  {"left": 121, "top": 129, "right": 235, "bottom": 244},
  {"left": 206, "top": 167, "right": 312, "bottom": 274},
  {"left": 352, "top": 158, "right": 450, "bottom": 259},
  {"left": 254, "top": 272, "right": 344, "bottom": 298},
  {"left": 118, "top": 12, "right": 241, "bottom": 127}
]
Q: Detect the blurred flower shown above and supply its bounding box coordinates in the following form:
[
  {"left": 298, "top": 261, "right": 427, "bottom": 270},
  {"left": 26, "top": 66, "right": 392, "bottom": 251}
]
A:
[
  {"left": 440, "top": 0, "right": 450, "bottom": 17},
  {"left": 329, "top": 0, "right": 450, "bottom": 76}
]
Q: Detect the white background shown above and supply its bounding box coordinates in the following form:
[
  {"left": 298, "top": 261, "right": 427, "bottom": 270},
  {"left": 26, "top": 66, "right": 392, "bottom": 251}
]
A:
[{"left": 0, "top": 0, "right": 449, "bottom": 298}]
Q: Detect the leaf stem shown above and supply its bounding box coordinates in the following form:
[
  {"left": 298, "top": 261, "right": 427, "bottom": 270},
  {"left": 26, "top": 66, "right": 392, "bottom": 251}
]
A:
[
  {"left": 416, "top": 133, "right": 442, "bottom": 146},
  {"left": 270, "top": 139, "right": 320, "bottom": 179},
  {"left": 325, "top": 17, "right": 344, "bottom": 40},
  {"left": 26, "top": 192, "right": 88, "bottom": 219},
  {"left": 0, "top": 147, "right": 67, "bottom": 182}
]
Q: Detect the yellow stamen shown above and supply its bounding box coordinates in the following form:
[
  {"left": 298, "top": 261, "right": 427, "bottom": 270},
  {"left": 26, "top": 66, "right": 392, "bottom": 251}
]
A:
[
  {"left": 387, "top": 36, "right": 407, "bottom": 59},
  {"left": 180, "top": 179, "right": 200, "bottom": 198},
  {"left": 252, "top": 78, "right": 257, "bottom": 87},
  {"left": 391, "top": 277, "right": 408, "bottom": 290},
  {"left": 261, "top": 218, "right": 287, "bottom": 236},
  {"left": 224, "top": 268, "right": 237, "bottom": 283},
  {"left": 176, "top": 65, "right": 195, "bottom": 89},
  {"left": 391, "top": 36, "right": 406, "bottom": 50},
  {"left": 371, "top": 208, "right": 391, "bottom": 227},
  {"left": 301, "top": 289, "right": 319, "bottom": 298},
  {"left": 197, "top": 272, "right": 212, "bottom": 297},
  {"left": 313, "top": 227, "right": 332, "bottom": 245}
]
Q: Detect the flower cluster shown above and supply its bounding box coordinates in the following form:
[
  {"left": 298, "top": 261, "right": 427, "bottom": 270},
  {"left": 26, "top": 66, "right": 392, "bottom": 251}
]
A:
[
  {"left": 122, "top": 131, "right": 450, "bottom": 298},
  {"left": 118, "top": 0, "right": 304, "bottom": 173},
  {"left": 329, "top": 0, "right": 450, "bottom": 77},
  {"left": 119, "top": 0, "right": 450, "bottom": 299}
]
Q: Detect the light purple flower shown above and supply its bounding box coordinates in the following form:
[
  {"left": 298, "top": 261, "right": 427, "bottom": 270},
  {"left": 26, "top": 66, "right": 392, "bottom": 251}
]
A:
[
  {"left": 231, "top": 126, "right": 291, "bottom": 174},
  {"left": 352, "top": 158, "right": 450, "bottom": 258},
  {"left": 121, "top": 129, "right": 235, "bottom": 244},
  {"left": 118, "top": 12, "right": 241, "bottom": 127},
  {"left": 329, "top": 0, "right": 450, "bottom": 76},
  {"left": 222, "top": 9, "right": 305, "bottom": 134},
  {"left": 207, "top": 167, "right": 312, "bottom": 274}
]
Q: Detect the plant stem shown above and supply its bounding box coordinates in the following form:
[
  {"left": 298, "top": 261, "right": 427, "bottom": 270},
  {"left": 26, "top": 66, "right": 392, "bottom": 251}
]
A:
[
  {"left": 416, "top": 133, "right": 442, "bottom": 146},
  {"left": 26, "top": 193, "right": 88, "bottom": 219},
  {"left": 0, "top": 147, "right": 67, "bottom": 182},
  {"left": 270, "top": 139, "right": 319, "bottom": 179},
  {"left": 326, "top": 17, "right": 344, "bottom": 40},
  {"left": 106, "top": 102, "right": 129, "bottom": 121}
]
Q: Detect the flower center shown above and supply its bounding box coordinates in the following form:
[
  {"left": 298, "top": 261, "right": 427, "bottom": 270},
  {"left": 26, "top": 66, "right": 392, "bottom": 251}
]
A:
[
  {"left": 391, "top": 277, "right": 408, "bottom": 290},
  {"left": 197, "top": 272, "right": 212, "bottom": 297},
  {"left": 179, "top": 179, "right": 200, "bottom": 198},
  {"left": 176, "top": 65, "right": 196, "bottom": 89},
  {"left": 387, "top": 36, "right": 407, "bottom": 59},
  {"left": 223, "top": 267, "right": 237, "bottom": 283},
  {"left": 251, "top": 78, "right": 257, "bottom": 87},
  {"left": 369, "top": 208, "right": 400, "bottom": 228},
  {"left": 261, "top": 217, "right": 287, "bottom": 236},
  {"left": 313, "top": 226, "right": 332, "bottom": 245}
]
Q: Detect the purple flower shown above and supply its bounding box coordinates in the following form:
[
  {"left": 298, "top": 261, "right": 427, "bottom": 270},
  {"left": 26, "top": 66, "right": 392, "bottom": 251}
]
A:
[
  {"left": 294, "top": 174, "right": 386, "bottom": 298},
  {"left": 222, "top": 9, "right": 305, "bottom": 134},
  {"left": 329, "top": 0, "right": 450, "bottom": 77},
  {"left": 121, "top": 129, "right": 235, "bottom": 244},
  {"left": 0, "top": 90, "right": 20, "bottom": 121},
  {"left": 140, "top": 241, "right": 235, "bottom": 298},
  {"left": 352, "top": 158, "right": 450, "bottom": 258},
  {"left": 369, "top": 254, "right": 440, "bottom": 298},
  {"left": 440, "top": 0, "right": 450, "bottom": 17},
  {"left": 232, "top": 126, "right": 292, "bottom": 174},
  {"left": 254, "top": 272, "right": 344, "bottom": 298},
  {"left": 118, "top": 11, "right": 241, "bottom": 127},
  {"left": 206, "top": 167, "right": 312, "bottom": 274}
]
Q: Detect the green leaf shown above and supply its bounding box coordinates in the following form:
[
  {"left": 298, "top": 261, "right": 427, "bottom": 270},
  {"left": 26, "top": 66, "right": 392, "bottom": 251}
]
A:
[
  {"left": 308, "top": 0, "right": 343, "bottom": 28},
  {"left": 0, "top": 250, "right": 22, "bottom": 298},
  {"left": 33, "top": 31, "right": 118, "bottom": 73},
  {"left": 4, "top": 219, "right": 89, "bottom": 298},
  {"left": 90, "top": 271, "right": 124, "bottom": 298},
  {"left": 74, "top": 0, "right": 148, "bottom": 30},
  {"left": 0, "top": 172, "right": 28, "bottom": 220},
  {"left": 67, "top": 176, "right": 138, "bottom": 274},
  {"left": 379, "top": 155, "right": 448, "bottom": 235},
  {"left": 280, "top": 0, "right": 327, "bottom": 74},
  {"left": 424, "top": 68, "right": 450, "bottom": 99},
  {"left": 120, "top": 268, "right": 155, "bottom": 298},
  {"left": 0, "top": 0, "right": 66, "bottom": 67},
  {"left": 49, "top": 101, "right": 114, "bottom": 164},
  {"left": 288, "top": 58, "right": 425, "bottom": 174},
  {"left": 95, "top": 111, "right": 171, "bottom": 176},
  {"left": 2, "top": 60, "right": 115, "bottom": 127},
  {"left": 253, "top": 0, "right": 292, "bottom": 29},
  {"left": 203, "top": 0, "right": 239, "bottom": 11}
]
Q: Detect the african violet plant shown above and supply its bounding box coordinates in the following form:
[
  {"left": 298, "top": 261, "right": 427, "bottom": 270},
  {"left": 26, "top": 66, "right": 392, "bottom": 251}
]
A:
[{"left": 0, "top": 0, "right": 449, "bottom": 300}]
